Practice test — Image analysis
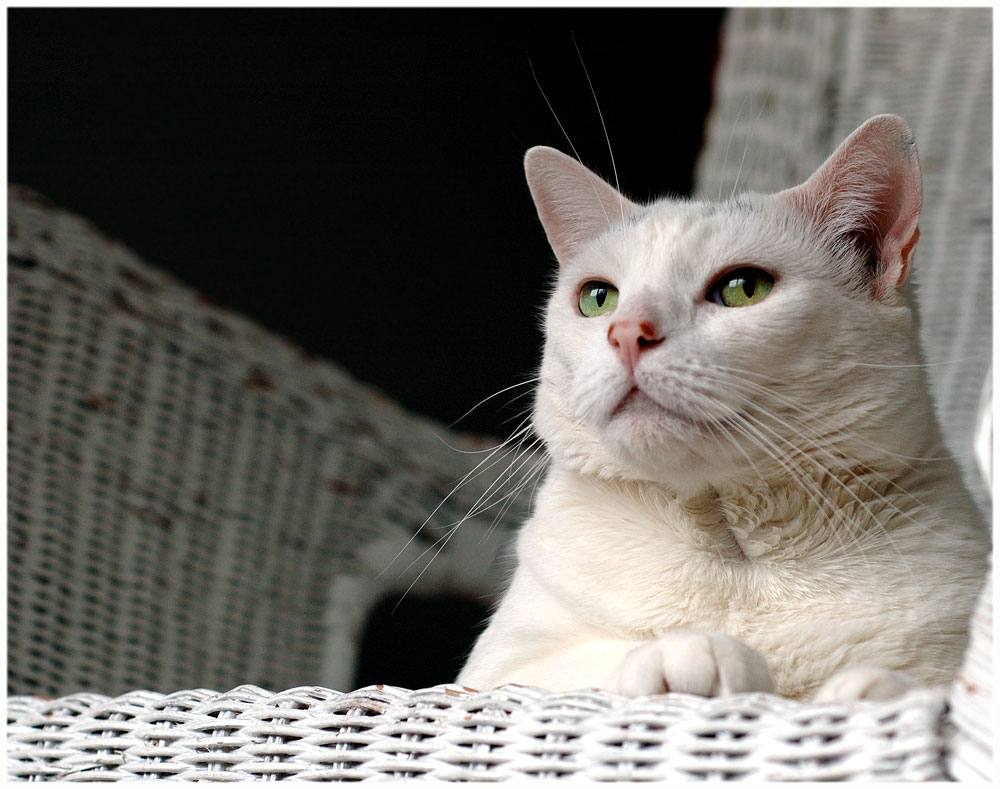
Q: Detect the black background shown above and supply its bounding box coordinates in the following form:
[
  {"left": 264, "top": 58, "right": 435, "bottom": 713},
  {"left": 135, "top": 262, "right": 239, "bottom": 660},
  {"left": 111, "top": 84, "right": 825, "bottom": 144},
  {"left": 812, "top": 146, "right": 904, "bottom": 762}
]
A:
[
  {"left": 9, "top": 7, "right": 725, "bottom": 689},
  {"left": 9, "top": 7, "right": 724, "bottom": 436}
]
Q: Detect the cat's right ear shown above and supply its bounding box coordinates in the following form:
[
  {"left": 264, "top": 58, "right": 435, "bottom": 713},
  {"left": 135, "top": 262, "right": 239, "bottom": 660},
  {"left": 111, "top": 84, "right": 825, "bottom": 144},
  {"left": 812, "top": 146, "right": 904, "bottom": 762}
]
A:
[{"left": 524, "top": 146, "right": 640, "bottom": 266}]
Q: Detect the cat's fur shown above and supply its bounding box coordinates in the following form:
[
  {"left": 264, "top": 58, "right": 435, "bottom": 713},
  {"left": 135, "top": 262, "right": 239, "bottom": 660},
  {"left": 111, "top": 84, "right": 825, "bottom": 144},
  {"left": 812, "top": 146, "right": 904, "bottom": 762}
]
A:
[{"left": 457, "top": 115, "right": 989, "bottom": 701}]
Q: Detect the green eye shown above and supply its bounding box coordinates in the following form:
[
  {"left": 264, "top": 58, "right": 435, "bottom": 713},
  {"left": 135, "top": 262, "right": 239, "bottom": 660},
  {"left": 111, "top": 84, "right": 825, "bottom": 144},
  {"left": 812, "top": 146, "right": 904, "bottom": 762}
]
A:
[
  {"left": 712, "top": 267, "right": 774, "bottom": 307},
  {"left": 579, "top": 281, "right": 619, "bottom": 317}
]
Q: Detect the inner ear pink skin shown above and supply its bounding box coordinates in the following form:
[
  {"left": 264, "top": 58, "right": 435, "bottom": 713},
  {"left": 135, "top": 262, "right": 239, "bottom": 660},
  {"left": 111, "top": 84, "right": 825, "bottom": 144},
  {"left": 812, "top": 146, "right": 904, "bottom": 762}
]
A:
[{"left": 896, "top": 225, "right": 920, "bottom": 287}]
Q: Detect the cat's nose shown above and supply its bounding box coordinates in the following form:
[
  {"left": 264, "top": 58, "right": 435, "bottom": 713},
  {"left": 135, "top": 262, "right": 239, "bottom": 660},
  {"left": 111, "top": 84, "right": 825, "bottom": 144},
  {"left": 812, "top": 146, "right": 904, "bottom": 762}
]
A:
[{"left": 607, "top": 319, "right": 664, "bottom": 375}]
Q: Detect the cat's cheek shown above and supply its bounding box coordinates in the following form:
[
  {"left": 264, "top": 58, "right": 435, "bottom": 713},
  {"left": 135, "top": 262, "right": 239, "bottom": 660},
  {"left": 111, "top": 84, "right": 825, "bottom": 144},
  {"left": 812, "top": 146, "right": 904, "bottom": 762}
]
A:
[{"left": 534, "top": 381, "right": 606, "bottom": 456}]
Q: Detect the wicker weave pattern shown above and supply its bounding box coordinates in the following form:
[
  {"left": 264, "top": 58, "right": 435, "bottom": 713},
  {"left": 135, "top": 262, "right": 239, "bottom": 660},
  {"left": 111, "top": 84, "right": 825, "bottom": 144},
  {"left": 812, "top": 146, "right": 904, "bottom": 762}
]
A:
[
  {"left": 7, "top": 186, "right": 524, "bottom": 699},
  {"left": 7, "top": 684, "right": 951, "bottom": 781},
  {"left": 693, "top": 7, "right": 840, "bottom": 196},
  {"left": 947, "top": 560, "right": 994, "bottom": 782}
]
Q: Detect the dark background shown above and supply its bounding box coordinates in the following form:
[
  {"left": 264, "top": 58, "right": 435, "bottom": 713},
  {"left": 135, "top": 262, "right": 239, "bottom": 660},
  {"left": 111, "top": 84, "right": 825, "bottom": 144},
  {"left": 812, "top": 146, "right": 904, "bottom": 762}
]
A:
[{"left": 8, "top": 7, "right": 725, "bottom": 688}]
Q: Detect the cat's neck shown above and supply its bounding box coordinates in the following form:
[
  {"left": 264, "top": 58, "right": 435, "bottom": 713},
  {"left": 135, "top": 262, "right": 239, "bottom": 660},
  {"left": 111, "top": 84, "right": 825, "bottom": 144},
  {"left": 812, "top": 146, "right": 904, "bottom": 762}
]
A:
[{"left": 542, "top": 455, "right": 957, "bottom": 564}]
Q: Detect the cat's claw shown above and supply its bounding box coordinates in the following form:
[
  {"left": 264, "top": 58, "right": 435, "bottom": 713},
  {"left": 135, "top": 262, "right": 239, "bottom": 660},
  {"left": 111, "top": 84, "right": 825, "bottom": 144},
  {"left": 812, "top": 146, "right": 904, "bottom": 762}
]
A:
[
  {"left": 813, "top": 666, "right": 917, "bottom": 702},
  {"left": 616, "top": 630, "right": 775, "bottom": 697}
]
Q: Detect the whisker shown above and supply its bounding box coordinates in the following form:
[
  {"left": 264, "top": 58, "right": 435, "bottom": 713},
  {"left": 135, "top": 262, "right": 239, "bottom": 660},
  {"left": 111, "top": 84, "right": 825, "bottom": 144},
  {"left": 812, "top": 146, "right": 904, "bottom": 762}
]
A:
[
  {"left": 391, "top": 432, "right": 539, "bottom": 603},
  {"left": 524, "top": 449, "right": 551, "bottom": 513},
  {"left": 687, "top": 362, "right": 957, "bottom": 463},
  {"left": 432, "top": 428, "right": 524, "bottom": 456},
  {"left": 841, "top": 357, "right": 978, "bottom": 369},
  {"left": 729, "top": 99, "right": 767, "bottom": 200},
  {"left": 501, "top": 403, "right": 536, "bottom": 428},
  {"left": 395, "top": 433, "right": 546, "bottom": 608},
  {"left": 718, "top": 388, "right": 932, "bottom": 546},
  {"left": 687, "top": 399, "right": 771, "bottom": 491},
  {"left": 702, "top": 397, "right": 879, "bottom": 561},
  {"left": 572, "top": 32, "right": 623, "bottom": 224},
  {"left": 706, "top": 399, "right": 848, "bottom": 520},
  {"left": 680, "top": 380, "right": 918, "bottom": 565},
  {"left": 484, "top": 443, "right": 548, "bottom": 541},
  {"left": 718, "top": 96, "right": 749, "bottom": 201},
  {"left": 684, "top": 390, "right": 862, "bottom": 566},
  {"left": 687, "top": 365, "right": 936, "bottom": 516},
  {"left": 448, "top": 376, "right": 540, "bottom": 429},
  {"left": 378, "top": 418, "right": 535, "bottom": 578},
  {"left": 528, "top": 55, "right": 583, "bottom": 164},
  {"left": 462, "top": 435, "right": 541, "bottom": 526},
  {"left": 738, "top": 412, "right": 935, "bottom": 616},
  {"left": 392, "top": 521, "right": 463, "bottom": 612},
  {"left": 527, "top": 53, "right": 612, "bottom": 228}
]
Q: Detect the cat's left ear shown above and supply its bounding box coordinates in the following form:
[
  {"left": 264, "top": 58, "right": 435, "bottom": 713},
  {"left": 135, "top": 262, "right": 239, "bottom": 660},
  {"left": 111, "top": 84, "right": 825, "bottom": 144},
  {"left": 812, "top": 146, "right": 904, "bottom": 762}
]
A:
[{"left": 780, "top": 114, "right": 922, "bottom": 300}]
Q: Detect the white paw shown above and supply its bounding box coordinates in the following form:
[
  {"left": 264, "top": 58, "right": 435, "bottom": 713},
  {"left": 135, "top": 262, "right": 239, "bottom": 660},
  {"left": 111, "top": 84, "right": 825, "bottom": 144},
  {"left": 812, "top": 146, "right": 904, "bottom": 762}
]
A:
[
  {"left": 813, "top": 666, "right": 917, "bottom": 702},
  {"left": 616, "top": 630, "right": 775, "bottom": 697}
]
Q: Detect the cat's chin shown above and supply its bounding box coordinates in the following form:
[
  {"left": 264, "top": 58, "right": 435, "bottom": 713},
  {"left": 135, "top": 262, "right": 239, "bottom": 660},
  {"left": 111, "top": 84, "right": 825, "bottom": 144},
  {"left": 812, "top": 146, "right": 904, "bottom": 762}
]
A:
[
  {"left": 598, "top": 388, "right": 726, "bottom": 493},
  {"left": 609, "top": 387, "right": 703, "bottom": 437},
  {"left": 536, "top": 383, "right": 736, "bottom": 495}
]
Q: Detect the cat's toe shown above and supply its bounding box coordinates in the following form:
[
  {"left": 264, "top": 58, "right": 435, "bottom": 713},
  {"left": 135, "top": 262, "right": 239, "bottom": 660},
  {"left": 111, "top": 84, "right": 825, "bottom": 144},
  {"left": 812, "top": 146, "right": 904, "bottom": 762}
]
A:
[
  {"left": 813, "top": 666, "right": 917, "bottom": 702},
  {"left": 618, "top": 630, "right": 774, "bottom": 697}
]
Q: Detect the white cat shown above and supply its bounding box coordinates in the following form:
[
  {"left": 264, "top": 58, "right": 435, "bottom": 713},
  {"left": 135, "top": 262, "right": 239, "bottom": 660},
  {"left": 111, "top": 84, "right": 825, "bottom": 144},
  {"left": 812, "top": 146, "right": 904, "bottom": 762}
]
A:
[{"left": 458, "top": 115, "right": 989, "bottom": 702}]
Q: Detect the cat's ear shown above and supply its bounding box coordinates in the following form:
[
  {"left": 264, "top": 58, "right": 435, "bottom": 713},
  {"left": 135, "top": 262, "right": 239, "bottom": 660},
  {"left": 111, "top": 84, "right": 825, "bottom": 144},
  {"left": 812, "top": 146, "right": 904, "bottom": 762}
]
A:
[
  {"left": 524, "top": 146, "right": 640, "bottom": 266},
  {"left": 780, "top": 114, "right": 922, "bottom": 300}
]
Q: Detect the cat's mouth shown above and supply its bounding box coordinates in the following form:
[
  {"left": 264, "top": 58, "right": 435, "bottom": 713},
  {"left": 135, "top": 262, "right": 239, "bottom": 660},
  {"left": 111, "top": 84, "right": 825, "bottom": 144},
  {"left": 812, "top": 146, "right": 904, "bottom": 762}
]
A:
[{"left": 612, "top": 386, "right": 699, "bottom": 428}]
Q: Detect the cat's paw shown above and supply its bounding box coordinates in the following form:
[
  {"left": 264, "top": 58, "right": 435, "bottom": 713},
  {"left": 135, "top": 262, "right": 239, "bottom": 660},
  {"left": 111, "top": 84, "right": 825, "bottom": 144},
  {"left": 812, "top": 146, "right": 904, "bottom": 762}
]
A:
[
  {"left": 813, "top": 667, "right": 917, "bottom": 702},
  {"left": 616, "top": 630, "right": 775, "bottom": 697}
]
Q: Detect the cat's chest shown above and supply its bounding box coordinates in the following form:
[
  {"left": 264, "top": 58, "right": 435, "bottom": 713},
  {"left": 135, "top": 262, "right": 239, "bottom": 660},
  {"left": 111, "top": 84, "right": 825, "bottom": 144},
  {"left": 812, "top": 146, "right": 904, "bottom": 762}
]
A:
[{"left": 520, "top": 472, "right": 879, "bottom": 636}]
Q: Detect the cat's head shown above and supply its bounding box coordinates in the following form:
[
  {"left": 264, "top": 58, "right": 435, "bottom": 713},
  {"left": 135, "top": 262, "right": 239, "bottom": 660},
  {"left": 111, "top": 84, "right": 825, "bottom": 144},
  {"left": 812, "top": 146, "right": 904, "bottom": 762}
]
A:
[{"left": 527, "top": 115, "right": 932, "bottom": 496}]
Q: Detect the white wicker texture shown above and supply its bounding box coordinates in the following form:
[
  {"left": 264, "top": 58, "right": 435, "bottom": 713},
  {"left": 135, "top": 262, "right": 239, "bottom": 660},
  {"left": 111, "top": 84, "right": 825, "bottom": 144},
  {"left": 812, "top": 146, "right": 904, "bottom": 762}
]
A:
[
  {"left": 948, "top": 378, "right": 994, "bottom": 782},
  {"left": 7, "top": 683, "right": 951, "bottom": 781},
  {"left": 693, "top": 6, "right": 993, "bottom": 519},
  {"left": 948, "top": 560, "right": 994, "bottom": 782},
  {"left": 7, "top": 185, "right": 524, "bottom": 699}
]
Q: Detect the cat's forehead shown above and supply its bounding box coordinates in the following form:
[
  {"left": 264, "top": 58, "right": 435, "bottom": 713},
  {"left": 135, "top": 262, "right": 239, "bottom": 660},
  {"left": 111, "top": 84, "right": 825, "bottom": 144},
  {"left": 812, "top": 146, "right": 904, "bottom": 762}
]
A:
[
  {"left": 636, "top": 193, "right": 778, "bottom": 245},
  {"left": 568, "top": 193, "right": 800, "bottom": 284}
]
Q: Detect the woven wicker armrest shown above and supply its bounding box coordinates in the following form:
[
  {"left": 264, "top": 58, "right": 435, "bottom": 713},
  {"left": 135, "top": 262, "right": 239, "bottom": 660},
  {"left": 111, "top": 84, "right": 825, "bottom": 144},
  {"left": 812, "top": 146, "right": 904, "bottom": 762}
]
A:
[
  {"left": 4, "top": 683, "right": 954, "bottom": 781},
  {"left": 8, "top": 185, "right": 524, "bottom": 700},
  {"left": 7, "top": 564, "right": 993, "bottom": 782}
]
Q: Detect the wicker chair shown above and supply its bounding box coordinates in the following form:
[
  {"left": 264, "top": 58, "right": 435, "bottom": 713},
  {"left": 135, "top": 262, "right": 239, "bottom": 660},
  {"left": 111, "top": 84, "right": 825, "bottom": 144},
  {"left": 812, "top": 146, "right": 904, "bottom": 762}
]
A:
[{"left": 7, "top": 8, "right": 992, "bottom": 781}]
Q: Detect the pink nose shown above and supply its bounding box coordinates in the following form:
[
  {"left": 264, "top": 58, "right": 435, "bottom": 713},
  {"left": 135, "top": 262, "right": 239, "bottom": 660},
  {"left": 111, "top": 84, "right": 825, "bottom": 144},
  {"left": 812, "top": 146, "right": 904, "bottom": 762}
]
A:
[{"left": 607, "top": 320, "right": 664, "bottom": 375}]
